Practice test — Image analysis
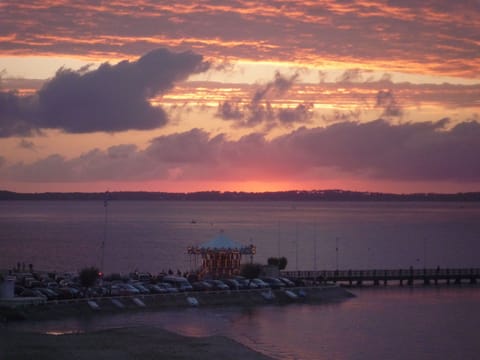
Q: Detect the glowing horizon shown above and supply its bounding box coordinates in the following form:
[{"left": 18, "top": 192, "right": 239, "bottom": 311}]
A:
[{"left": 1, "top": 1, "right": 479, "bottom": 194}]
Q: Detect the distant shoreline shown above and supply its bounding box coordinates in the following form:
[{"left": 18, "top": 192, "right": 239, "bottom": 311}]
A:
[{"left": 1, "top": 189, "right": 479, "bottom": 202}]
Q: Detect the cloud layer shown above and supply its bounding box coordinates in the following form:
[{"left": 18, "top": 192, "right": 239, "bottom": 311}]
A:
[
  {"left": 2, "top": 119, "right": 479, "bottom": 184},
  {"left": 0, "top": 48, "right": 209, "bottom": 136},
  {"left": 1, "top": 1, "right": 479, "bottom": 77}
]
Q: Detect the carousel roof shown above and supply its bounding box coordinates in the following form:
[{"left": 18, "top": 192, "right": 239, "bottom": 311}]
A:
[{"left": 199, "top": 233, "right": 246, "bottom": 251}]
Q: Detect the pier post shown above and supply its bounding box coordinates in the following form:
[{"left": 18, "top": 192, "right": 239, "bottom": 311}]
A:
[{"left": 408, "top": 266, "right": 414, "bottom": 286}]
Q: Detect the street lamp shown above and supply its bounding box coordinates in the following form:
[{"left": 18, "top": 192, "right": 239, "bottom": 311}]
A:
[
  {"left": 295, "top": 223, "right": 299, "bottom": 271},
  {"left": 335, "top": 237, "right": 339, "bottom": 271},
  {"left": 101, "top": 191, "right": 109, "bottom": 273},
  {"left": 313, "top": 223, "right": 318, "bottom": 271},
  {"left": 423, "top": 237, "right": 427, "bottom": 269}
]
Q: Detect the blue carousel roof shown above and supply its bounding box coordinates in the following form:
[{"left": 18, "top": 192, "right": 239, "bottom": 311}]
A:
[{"left": 199, "top": 233, "right": 246, "bottom": 250}]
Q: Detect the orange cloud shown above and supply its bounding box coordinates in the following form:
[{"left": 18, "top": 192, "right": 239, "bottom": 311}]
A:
[{"left": 1, "top": 0, "right": 479, "bottom": 78}]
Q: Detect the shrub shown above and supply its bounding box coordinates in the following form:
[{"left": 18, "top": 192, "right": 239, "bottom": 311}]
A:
[
  {"left": 241, "top": 263, "right": 262, "bottom": 281},
  {"left": 79, "top": 266, "right": 100, "bottom": 288}
]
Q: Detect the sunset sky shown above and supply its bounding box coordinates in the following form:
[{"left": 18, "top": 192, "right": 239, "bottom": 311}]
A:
[{"left": 1, "top": 1, "right": 479, "bottom": 194}]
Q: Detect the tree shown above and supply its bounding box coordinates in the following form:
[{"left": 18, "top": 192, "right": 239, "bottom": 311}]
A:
[
  {"left": 267, "top": 257, "right": 279, "bottom": 266},
  {"left": 240, "top": 263, "right": 262, "bottom": 284},
  {"left": 267, "top": 257, "right": 288, "bottom": 270},
  {"left": 79, "top": 266, "right": 100, "bottom": 289}
]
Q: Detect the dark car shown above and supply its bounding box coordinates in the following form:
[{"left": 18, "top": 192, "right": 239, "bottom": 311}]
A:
[
  {"left": 223, "top": 279, "right": 241, "bottom": 290},
  {"left": 56, "top": 287, "right": 81, "bottom": 299},
  {"left": 34, "top": 287, "right": 60, "bottom": 300},
  {"left": 251, "top": 278, "right": 270, "bottom": 288},
  {"left": 204, "top": 280, "right": 230, "bottom": 291},
  {"left": 156, "top": 282, "right": 179, "bottom": 293},
  {"left": 278, "top": 277, "right": 296, "bottom": 287},
  {"left": 192, "top": 281, "right": 213, "bottom": 292},
  {"left": 233, "top": 276, "right": 258, "bottom": 289},
  {"left": 261, "top": 277, "right": 284, "bottom": 289},
  {"left": 130, "top": 282, "right": 151, "bottom": 294},
  {"left": 145, "top": 283, "right": 169, "bottom": 294}
]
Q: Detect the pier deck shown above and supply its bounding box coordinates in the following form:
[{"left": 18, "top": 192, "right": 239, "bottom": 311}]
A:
[{"left": 282, "top": 268, "right": 480, "bottom": 286}]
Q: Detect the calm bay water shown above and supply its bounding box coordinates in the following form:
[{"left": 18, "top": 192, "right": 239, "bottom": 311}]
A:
[
  {"left": 1, "top": 200, "right": 479, "bottom": 273},
  {"left": 2, "top": 200, "right": 480, "bottom": 359},
  {"left": 5, "top": 286, "right": 480, "bottom": 360}
]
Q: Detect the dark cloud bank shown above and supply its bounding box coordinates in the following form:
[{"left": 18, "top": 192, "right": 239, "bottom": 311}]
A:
[
  {"left": 0, "top": 48, "right": 209, "bottom": 136},
  {"left": 2, "top": 119, "right": 480, "bottom": 184}
]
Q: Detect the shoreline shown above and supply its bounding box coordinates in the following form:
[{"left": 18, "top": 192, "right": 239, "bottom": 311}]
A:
[
  {"left": 1, "top": 286, "right": 354, "bottom": 360},
  {"left": 0, "top": 325, "right": 274, "bottom": 360}
]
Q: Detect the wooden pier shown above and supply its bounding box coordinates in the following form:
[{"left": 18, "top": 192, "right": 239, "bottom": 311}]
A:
[{"left": 281, "top": 268, "right": 480, "bottom": 287}]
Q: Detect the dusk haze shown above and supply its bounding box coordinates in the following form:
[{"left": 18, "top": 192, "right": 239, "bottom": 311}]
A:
[{"left": 1, "top": 1, "right": 479, "bottom": 194}]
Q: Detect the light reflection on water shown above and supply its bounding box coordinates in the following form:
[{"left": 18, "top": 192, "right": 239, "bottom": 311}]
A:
[{"left": 5, "top": 286, "right": 480, "bottom": 360}]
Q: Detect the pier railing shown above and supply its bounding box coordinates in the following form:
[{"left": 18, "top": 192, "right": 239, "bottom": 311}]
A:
[{"left": 281, "top": 268, "right": 480, "bottom": 286}]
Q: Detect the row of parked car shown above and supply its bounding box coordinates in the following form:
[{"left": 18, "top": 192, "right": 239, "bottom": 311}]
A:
[{"left": 13, "top": 272, "right": 300, "bottom": 301}]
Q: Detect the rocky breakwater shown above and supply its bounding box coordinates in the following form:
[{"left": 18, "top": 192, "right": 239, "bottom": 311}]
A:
[{"left": 5, "top": 285, "right": 354, "bottom": 321}]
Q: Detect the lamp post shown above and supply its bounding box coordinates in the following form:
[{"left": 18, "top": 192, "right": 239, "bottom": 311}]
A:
[
  {"left": 277, "top": 221, "right": 281, "bottom": 257},
  {"left": 367, "top": 246, "right": 371, "bottom": 270},
  {"left": 423, "top": 237, "right": 427, "bottom": 269},
  {"left": 313, "top": 223, "right": 317, "bottom": 271},
  {"left": 335, "top": 237, "right": 339, "bottom": 271},
  {"left": 101, "top": 191, "right": 109, "bottom": 273},
  {"left": 295, "top": 223, "right": 299, "bottom": 271}
]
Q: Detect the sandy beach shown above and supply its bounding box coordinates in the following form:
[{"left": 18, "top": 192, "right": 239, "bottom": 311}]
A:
[{"left": 1, "top": 325, "right": 273, "bottom": 360}]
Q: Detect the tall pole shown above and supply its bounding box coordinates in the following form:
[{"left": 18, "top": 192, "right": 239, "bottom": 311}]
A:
[
  {"left": 313, "top": 223, "right": 317, "bottom": 271},
  {"left": 295, "top": 222, "right": 299, "bottom": 271},
  {"left": 335, "top": 237, "right": 339, "bottom": 271},
  {"left": 367, "top": 247, "right": 370, "bottom": 269},
  {"left": 277, "top": 221, "right": 281, "bottom": 257},
  {"left": 101, "top": 191, "right": 109, "bottom": 273},
  {"left": 423, "top": 237, "right": 427, "bottom": 269}
]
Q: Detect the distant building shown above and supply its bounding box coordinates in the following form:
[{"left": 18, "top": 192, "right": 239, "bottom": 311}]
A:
[{"left": 187, "top": 232, "right": 256, "bottom": 279}]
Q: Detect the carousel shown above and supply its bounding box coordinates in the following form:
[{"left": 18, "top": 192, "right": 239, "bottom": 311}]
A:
[{"left": 187, "top": 232, "right": 256, "bottom": 279}]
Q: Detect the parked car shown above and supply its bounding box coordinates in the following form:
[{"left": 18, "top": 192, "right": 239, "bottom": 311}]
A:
[
  {"left": 233, "top": 276, "right": 258, "bottom": 289},
  {"left": 278, "top": 277, "right": 296, "bottom": 287},
  {"left": 18, "top": 288, "right": 47, "bottom": 299},
  {"left": 130, "top": 282, "right": 151, "bottom": 294},
  {"left": 192, "top": 281, "right": 213, "bottom": 292},
  {"left": 110, "top": 283, "right": 140, "bottom": 296},
  {"left": 261, "top": 277, "right": 284, "bottom": 289},
  {"left": 34, "top": 287, "right": 60, "bottom": 300},
  {"left": 156, "top": 282, "right": 179, "bottom": 293},
  {"left": 223, "top": 279, "right": 241, "bottom": 290},
  {"left": 56, "top": 287, "right": 81, "bottom": 299},
  {"left": 46, "top": 281, "right": 60, "bottom": 289},
  {"left": 251, "top": 278, "right": 270, "bottom": 288},
  {"left": 162, "top": 276, "right": 193, "bottom": 292},
  {"left": 204, "top": 280, "right": 230, "bottom": 291},
  {"left": 145, "top": 283, "right": 169, "bottom": 294}
]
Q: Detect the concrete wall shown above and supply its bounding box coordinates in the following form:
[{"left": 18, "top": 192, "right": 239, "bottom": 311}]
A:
[{"left": 0, "top": 277, "right": 15, "bottom": 299}]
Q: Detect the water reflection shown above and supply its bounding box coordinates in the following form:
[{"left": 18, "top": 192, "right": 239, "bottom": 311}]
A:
[{"left": 4, "top": 287, "right": 480, "bottom": 360}]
